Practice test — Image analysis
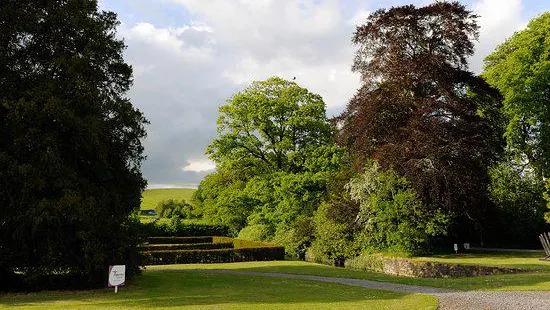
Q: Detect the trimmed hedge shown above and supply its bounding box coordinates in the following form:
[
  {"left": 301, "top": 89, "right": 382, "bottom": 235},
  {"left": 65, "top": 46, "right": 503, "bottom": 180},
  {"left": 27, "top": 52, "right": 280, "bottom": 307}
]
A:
[
  {"left": 141, "top": 242, "right": 233, "bottom": 251},
  {"left": 139, "top": 222, "right": 229, "bottom": 237},
  {"left": 147, "top": 236, "right": 213, "bottom": 244},
  {"left": 213, "top": 237, "right": 277, "bottom": 249},
  {"left": 141, "top": 247, "right": 285, "bottom": 265}
]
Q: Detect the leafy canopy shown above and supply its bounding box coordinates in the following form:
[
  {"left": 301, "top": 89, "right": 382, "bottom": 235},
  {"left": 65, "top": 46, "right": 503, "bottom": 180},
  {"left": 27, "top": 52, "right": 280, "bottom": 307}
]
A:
[
  {"left": 195, "top": 77, "right": 343, "bottom": 256},
  {"left": 0, "top": 0, "right": 147, "bottom": 289},
  {"left": 483, "top": 13, "right": 550, "bottom": 178},
  {"left": 337, "top": 2, "right": 502, "bottom": 235},
  {"left": 207, "top": 77, "right": 335, "bottom": 174}
]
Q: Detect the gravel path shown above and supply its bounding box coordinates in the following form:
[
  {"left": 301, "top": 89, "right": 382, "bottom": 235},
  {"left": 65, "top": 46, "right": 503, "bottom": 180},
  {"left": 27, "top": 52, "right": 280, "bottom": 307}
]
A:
[{"left": 191, "top": 269, "right": 550, "bottom": 310}]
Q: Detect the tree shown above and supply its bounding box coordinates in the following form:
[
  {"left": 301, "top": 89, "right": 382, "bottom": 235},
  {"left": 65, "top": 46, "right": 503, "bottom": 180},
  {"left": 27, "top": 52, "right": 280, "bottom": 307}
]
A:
[
  {"left": 336, "top": 2, "right": 503, "bottom": 239},
  {"left": 487, "top": 161, "right": 548, "bottom": 247},
  {"left": 0, "top": 0, "right": 147, "bottom": 289},
  {"left": 195, "top": 77, "right": 343, "bottom": 256},
  {"left": 483, "top": 13, "right": 550, "bottom": 179},
  {"left": 207, "top": 77, "right": 335, "bottom": 175}
]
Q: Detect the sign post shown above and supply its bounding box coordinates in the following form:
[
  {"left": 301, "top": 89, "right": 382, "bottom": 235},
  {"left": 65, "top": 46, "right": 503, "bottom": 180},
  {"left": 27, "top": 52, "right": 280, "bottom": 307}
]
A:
[{"left": 108, "top": 265, "right": 126, "bottom": 293}]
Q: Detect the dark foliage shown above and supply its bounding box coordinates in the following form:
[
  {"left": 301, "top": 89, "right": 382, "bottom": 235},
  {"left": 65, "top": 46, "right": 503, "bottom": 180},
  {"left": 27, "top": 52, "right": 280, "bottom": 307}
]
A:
[
  {"left": 337, "top": 2, "right": 503, "bottom": 238},
  {"left": 0, "top": 0, "right": 147, "bottom": 289},
  {"left": 140, "top": 242, "right": 234, "bottom": 251},
  {"left": 141, "top": 247, "right": 285, "bottom": 265},
  {"left": 139, "top": 222, "right": 230, "bottom": 238}
]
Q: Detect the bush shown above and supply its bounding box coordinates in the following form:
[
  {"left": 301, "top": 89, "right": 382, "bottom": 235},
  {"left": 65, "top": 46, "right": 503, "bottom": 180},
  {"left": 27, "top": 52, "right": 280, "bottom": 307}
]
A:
[
  {"left": 346, "top": 161, "right": 450, "bottom": 255},
  {"left": 155, "top": 199, "right": 197, "bottom": 219},
  {"left": 487, "top": 161, "right": 550, "bottom": 248},
  {"left": 308, "top": 201, "right": 362, "bottom": 266},
  {"left": 138, "top": 221, "right": 229, "bottom": 237},
  {"left": 147, "top": 236, "right": 213, "bottom": 244},
  {"left": 141, "top": 247, "right": 285, "bottom": 265},
  {"left": 141, "top": 242, "right": 233, "bottom": 251}
]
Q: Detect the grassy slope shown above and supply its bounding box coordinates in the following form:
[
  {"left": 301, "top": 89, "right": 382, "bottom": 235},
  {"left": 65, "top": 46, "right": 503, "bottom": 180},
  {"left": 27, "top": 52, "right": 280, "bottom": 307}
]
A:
[
  {"left": 140, "top": 188, "right": 196, "bottom": 210},
  {"left": 152, "top": 254, "right": 550, "bottom": 291},
  {"left": 0, "top": 268, "right": 437, "bottom": 310}
]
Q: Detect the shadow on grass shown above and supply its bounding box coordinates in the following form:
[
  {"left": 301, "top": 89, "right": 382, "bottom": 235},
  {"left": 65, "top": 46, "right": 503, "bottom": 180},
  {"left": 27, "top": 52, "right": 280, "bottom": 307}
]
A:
[{"left": 0, "top": 270, "right": 435, "bottom": 309}]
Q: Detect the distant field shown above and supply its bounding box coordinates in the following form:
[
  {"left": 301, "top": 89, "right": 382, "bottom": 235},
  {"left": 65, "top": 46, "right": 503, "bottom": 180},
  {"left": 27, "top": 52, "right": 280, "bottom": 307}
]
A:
[{"left": 141, "top": 188, "right": 196, "bottom": 210}]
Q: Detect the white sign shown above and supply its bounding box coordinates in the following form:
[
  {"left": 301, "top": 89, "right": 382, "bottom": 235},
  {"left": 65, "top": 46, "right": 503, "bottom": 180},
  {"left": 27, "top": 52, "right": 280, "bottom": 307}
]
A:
[{"left": 108, "top": 265, "right": 126, "bottom": 289}]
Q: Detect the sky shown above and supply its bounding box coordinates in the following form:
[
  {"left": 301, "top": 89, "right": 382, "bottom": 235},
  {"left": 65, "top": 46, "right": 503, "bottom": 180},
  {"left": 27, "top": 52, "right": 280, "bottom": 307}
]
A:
[{"left": 98, "top": 0, "right": 549, "bottom": 189}]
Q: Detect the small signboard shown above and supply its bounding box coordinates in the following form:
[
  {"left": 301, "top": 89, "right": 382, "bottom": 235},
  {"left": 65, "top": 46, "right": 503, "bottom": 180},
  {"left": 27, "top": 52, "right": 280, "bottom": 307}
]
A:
[{"left": 108, "top": 265, "right": 126, "bottom": 293}]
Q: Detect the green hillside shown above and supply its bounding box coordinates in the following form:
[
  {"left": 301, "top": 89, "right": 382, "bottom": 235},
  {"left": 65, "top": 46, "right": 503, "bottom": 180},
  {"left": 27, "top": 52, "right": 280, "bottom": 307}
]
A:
[{"left": 141, "top": 188, "right": 196, "bottom": 210}]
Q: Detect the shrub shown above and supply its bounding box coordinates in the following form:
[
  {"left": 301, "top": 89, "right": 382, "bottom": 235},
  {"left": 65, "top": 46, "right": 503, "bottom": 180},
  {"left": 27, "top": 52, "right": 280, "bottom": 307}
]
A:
[
  {"left": 147, "top": 236, "right": 213, "bottom": 244},
  {"left": 346, "top": 161, "right": 450, "bottom": 255},
  {"left": 141, "top": 242, "right": 233, "bottom": 251},
  {"left": 272, "top": 216, "right": 315, "bottom": 260},
  {"left": 487, "top": 161, "right": 549, "bottom": 248},
  {"left": 141, "top": 237, "right": 285, "bottom": 265},
  {"left": 138, "top": 221, "right": 229, "bottom": 237},
  {"left": 308, "top": 201, "right": 362, "bottom": 266},
  {"left": 155, "top": 199, "right": 197, "bottom": 219}
]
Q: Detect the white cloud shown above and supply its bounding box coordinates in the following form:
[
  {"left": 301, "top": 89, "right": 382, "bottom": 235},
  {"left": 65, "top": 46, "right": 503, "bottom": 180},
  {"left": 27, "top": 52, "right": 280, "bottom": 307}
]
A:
[
  {"left": 121, "top": 22, "right": 215, "bottom": 61},
  {"left": 348, "top": 9, "right": 370, "bottom": 26},
  {"left": 182, "top": 160, "right": 216, "bottom": 172},
  {"left": 171, "top": 0, "right": 360, "bottom": 110},
  {"left": 469, "top": 0, "right": 524, "bottom": 72}
]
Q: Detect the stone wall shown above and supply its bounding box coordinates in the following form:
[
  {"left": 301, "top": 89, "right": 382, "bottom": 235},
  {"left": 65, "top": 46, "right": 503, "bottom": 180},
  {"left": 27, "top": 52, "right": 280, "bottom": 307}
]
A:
[{"left": 344, "top": 254, "right": 524, "bottom": 278}]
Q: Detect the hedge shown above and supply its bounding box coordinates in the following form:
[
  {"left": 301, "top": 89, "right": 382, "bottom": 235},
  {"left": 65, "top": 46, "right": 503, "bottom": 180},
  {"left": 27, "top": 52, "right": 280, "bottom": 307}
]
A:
[
  {"left": 140, "top": 242, "right": 233, "bottom": 251},
  {"left": 141, "top": 247, "right": 285, "bottom": 265},
  {"left": 147, "top": 236, "right": 213, "bottom": 244},
  {"left": 213, "top": 237, "right": 279, "bottom": 249},
  {"left": 139, "top": 221, "right": 229, "bottom": 237}
]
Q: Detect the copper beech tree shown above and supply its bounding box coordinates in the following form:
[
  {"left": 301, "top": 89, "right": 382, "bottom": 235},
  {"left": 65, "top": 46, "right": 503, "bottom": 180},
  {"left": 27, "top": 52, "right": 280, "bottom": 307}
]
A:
[{"left": 337, "top": 2, "right": 503, "bottom": 239}]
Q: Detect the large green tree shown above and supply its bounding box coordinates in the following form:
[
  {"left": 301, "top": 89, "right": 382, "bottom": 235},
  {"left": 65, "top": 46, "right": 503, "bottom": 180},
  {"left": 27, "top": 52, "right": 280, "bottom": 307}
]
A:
[
  {"left": 482, "top": 13, "right": 550, "bottom": 225},
  {"left": 195, "top": 77, "right": 343, "bottom": 256},
  {"left": 483, "top": 13, "right": 550, "bottom": 178},
  {"left": 337, "top": 2, "right": 503, "bottom": 241},
  {"left": 0, "top": 0, "right": 147, "bottom": 288}
]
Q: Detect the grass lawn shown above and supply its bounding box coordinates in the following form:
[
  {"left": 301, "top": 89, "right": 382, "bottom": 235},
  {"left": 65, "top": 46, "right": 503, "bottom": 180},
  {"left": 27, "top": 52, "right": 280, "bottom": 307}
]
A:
[
  {"left": 141, "top": 188, "right": 196, "bottom": 210},
  {"left": 0, "top": 268, "right": 437, "bottom": 310},
  {"left": 153, "top": 254, "right": 550, "bottom": 291}
]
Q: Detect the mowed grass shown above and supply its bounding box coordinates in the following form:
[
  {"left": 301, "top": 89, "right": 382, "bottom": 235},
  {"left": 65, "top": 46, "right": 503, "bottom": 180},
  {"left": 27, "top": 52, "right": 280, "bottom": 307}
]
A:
[
  {"left": 141, "top": 188, "right": 196, "bottom": 210},
  {"left": 153, "top": 254, "right": 550, "bottom": 291},
  {"left": 0, "top": 268, "right": 437, "bottom": 310}
]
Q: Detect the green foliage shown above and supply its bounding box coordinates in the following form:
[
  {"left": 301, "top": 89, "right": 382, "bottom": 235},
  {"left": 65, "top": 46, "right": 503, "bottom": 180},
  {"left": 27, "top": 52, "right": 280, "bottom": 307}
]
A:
[
  {"left": 141, "top": 242, "right": 233, "bottom": 251},
  {"left": 483, "top": 13, "right": 550, "bottom": 178},
  {"left": 155, "top": 199, "right": 196, "bottom": 219},
  {"left": 195, "top": 77, "right": 344, "bottom": 256},
  {"left": 0, "top": 0, "right": 147, "bottom": 289},
  {"left": 207, "top": 77, "right": 333, "bottom": 175},
  {"left": 308, "top": 201, "right": 362, "bottom": 266},
  {"left": 487, "top": 160, "right": 549, "bottom": 246},
  {"left": 139, "top": 221, "right": 229, "bottom": 237},
  {"left": 347, "top": 162, "right": 450, "bottom": 255},
  {"left": 545, "top": 181, "right": 550, "bottom": 223},
  {"left": 141, "top": 237, "right": 285, "bottom": 265},
  {"left": 141, "top": 247, "right": 286, "bottom": 265}
]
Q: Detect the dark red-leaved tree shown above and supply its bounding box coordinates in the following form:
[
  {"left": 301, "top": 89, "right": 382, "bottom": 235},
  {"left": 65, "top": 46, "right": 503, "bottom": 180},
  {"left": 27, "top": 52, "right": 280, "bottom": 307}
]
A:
[{"left": 337, "top": 2, "right": 503, "bottom": 241}]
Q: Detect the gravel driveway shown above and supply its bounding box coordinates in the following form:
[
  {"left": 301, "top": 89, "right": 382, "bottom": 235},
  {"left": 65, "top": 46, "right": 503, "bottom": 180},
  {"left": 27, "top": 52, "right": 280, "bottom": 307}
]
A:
[{"left": 192, "top": 269, "right": 550, "bottom": 310}]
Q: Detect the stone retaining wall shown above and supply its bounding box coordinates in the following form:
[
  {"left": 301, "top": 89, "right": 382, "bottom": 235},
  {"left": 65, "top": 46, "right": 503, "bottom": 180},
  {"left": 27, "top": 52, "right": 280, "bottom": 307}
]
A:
[{"left": 344, "top": 254, "right": 525, "bottom": 278}]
